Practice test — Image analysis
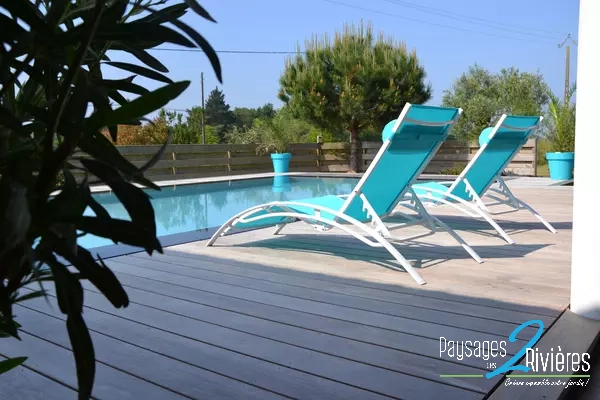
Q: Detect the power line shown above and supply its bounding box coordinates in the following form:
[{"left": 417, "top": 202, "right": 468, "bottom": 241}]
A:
[
  {"left": 149, "top": 48, "right": 302, "bottom": 54},
  {"left": 323, "top": 0, "right": 556, "bottom": 44},
  {"left": 376, "top": 0, "right": 561, "bottom": 38}
]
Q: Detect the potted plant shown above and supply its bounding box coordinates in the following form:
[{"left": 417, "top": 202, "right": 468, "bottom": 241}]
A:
[
  {"left": 253, "top": 110, "right": 310, "bottom": 174},
  {"left": 545, "top": 85, "right": 576, "bottom": 180}
]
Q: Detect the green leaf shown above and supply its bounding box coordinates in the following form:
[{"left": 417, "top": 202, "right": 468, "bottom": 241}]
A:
[
  {"left": 100, "top": 0, "right": 128, "bottom": 24},
  {"left": 101, "top": 77, "right": 149, "bottom": 96},
  {"left": 95, "top": 24, "right": 195, "bottom": 48},
  {"left": 169, "top": 18, "right": 222, "bottom": 83},
  {"left": 104, "top": 62, "right": 173, "bottom": 84},
  {"left": 184, "top": 0, "right": 217, "bottom": 23},
  {"left": 0, "top": 105, "right": 25, "bottom": 135},
  {"left": 1, "top": 1, "right": 48, "bottom": 34},
  {"left": 0, "top": 13, "right": 28, "bottom": 40},
  {"left": 66, "top": 316, "right": 95, "bottom": 400},
  {"left": 46, "top": 256, "right": 84, "bottom": 315},
  {"left": 118, "top": 45, "right": 169, "bottom": 73},
  {"left": 0, "top": 357, "right": 28, "bottom": 375},
  {"left": 132, "top": 3, "right": 188, "bottom": 25},
  {"left": 48, "top": 239, "right": 130, "bottom": 309},
  {"left": 43, "top": 172, "right": 88, "bottom": 222},
  {"left": 71, "top": 216, "right": 162, "bottom": 254},
  {"left": 107, "top": 89, "right": 129, "bottom": 107},
  {"left": 85, "top": 81, "right": 190, "bottom": 129},
  {"left": 79, "top": 158, "right": 156, "bottom": 232},
  {"left": 13, "top": 290, "right": 47, "bottom": 304},
  {"left": 47, "top": 0, "right": 71, "bottom": 25},
  {"left": 77, "top": 131, "right": 158, "bottom": 189},
  {"left": 0, "top": 319, "right": 21, "bottom": 339}
]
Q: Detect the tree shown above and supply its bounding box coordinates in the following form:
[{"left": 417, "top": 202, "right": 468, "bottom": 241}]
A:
[
  {"left": 279, "top": 21, "right": 432, "bottom": 171},
  {"left": 0, "top": 0, "right": 221, "bottom": 397},
  {"left": 233, "top": 103, "right": 276, "bottom": 130},
  {"left": 233, "top": 107, "right": 258, "bottom": 129},
  {"left": 255, "top": 103, "right": 276, "bottom": 120},
  {"left": 204, "top": 87, "right": 235, "bottom": 142},
  {"left": 442, "top": 65, "right": 550, "bottom": 142}
]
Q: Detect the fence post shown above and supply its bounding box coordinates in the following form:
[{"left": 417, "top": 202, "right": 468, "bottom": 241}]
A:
[
  {"left": 316, "top": 135, "right": 323, "bottom": 170},
  {"left": 532, "top": 138, "right": 538, "bottom": 177},
  {"left": 227, "top": 150, "right": 232, "bottom": 174},
  {"left": 171, "top": 151, "right": 177, "bottom": 176}
]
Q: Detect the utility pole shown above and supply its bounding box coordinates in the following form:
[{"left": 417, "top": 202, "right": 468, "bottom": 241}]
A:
[
  {"left": 558, "top": 34, "right": 578, "bottom": 101},
  {"left": 201, "top": 72, "right": 206, "bottom": 144}
]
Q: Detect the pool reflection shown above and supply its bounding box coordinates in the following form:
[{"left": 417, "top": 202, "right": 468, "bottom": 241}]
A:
[{"left": 79, "top": 176, "right": 359, "bottom": 249}]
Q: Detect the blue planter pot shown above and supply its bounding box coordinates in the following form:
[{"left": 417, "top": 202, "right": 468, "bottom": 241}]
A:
[
  {"left": 546, "top": 152, "right": 574, "bottom": 180},
  {"left": 271, "top": 153, "right": 291, "bottom": 173}
]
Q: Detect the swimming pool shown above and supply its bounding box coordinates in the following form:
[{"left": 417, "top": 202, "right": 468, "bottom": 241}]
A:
[{"left": 80, "top": 176, "right": 360, "bottom": 250}]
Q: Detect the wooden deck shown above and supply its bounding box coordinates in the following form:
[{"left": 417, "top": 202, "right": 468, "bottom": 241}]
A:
[{"left": 1, "top": 184, "right": 582, "bottom": 399}]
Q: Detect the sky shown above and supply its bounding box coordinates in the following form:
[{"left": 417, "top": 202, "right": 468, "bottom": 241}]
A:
[{"left": 111, "top": 0, "right": 581, "bottom": 116}]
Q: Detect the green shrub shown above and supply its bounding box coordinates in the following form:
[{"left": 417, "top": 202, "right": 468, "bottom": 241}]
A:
[{"left": 441, "top": 163, "right": 468, "bottom": 175}]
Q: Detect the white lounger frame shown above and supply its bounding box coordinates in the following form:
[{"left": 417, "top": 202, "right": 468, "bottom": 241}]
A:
[
  {"left": 411, "top": 114, "right": 557, "bottom": 245},
  {"left": 208, "top": 104, "right": 483, "bottom": 286}
]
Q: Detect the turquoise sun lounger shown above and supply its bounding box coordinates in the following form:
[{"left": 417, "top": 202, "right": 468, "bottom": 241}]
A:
[
  {"left": 410, "top": 114, "right": 557, "bottom": 244},
  {"left": 207, "top": 103, "right": 483, "bottom": 285}
]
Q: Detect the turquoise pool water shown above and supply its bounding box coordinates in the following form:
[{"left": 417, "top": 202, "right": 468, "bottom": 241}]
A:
[{"left": 80, "top": 176, "right": 360, "bottom": 249}]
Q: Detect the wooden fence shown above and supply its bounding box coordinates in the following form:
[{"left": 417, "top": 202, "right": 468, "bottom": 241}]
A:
[{"left": 70, "top": 139, "right": 537, "bottom": 181}]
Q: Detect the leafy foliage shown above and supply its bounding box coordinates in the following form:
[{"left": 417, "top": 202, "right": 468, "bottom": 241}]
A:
[
  {"left": 442, "top": 65, "right": 549, "bottom": 142},
  {"left": 252, "top": 109, "right": 312, "bottom": 154},
  {"left": 102, "top": 118, "right": 169, "bottom": 145},
  {"left": 204, "top": 87, "right": 236, "bottom": 142},
  {"left": 0, "top": 0, "right": 221, "bottom": 398},
  {"left": 545, "top": 85, "right": 576, "bottom": 153},
  {"left": 233, "top": 103, "right": 276, "bottom": 130},
  {"left": 278, "top": 21, "right": 431, "bottom": 171}
]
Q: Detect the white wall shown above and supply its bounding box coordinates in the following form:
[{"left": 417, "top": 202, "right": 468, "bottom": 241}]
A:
[{"left": 570, "top": 0, "right": 600, "bottom": 319}]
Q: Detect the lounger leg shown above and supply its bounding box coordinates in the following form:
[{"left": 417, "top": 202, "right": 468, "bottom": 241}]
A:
[
  {"left": 477, "top": 209, "right": 515, "bottom": 244},
  {"left": 412, "top": 188, "right": 516, "bottom": 244},
  {"left": 430, "top": 216, "right": 483, "bottom": 264},
  {"left": 492, "top": 176, "right": 557, "bottom": 234},
  {"left": 517, "top": 200, "right": 558, "bottom": 234},
  {"left": 381, "top": 241, "right": 426, "bottom": 285},
  {"left": 273, "top": 224, "right": 286, "bottom": 235}
]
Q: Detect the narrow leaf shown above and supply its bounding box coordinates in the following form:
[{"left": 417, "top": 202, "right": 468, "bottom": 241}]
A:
[
  {"left": 184, "top": 0, "right": 217, "bottom": 22},
  {"left": 49, "top": 237, "right": 131, "bottom": 309},
  {"left": 96, "top": 24, "right": 195, "bottom": 48},
  {"left": 170, "top": 18, "right": 222, "bottom": 82},
  {"left": 85, "top": 81, "right": 190, "bottom": 128},
  {"left": 0, "top": 105, "right": 25, "bottom": 134},
  {"left": 71, "top": 216, "right": 162, "bottom": 254},
  {"left": 13, "top": 290, "right": 47, "bottom": 304},
  {"left": 117, "top": 45, "right": 168, "bottom": 72},
  {"left": 0, "top": 319, "right": 20, "bottom": 339},
  {"left": 66, "top": 316, "right": 95, "bottom": 400},
  {"left": 132, "top": 3, "right": 188, "bottom": 25},
  {"left": 79, "top": 158, "right": 156, "bottom": 232},
  {"left": 0, "top": 357, "right": 28, "bottom": 374},
  {"left": 104, "top": 62, "right": 173, "bottom": 84},
  {"left": 101, "top": 78, "right": 149, "bottom": 95},
  {"left": 45, "top": 256, "right": 84, "bottom": 315},
  {"left": 77, "top": 131, "right": 158, "bottom": 189}
]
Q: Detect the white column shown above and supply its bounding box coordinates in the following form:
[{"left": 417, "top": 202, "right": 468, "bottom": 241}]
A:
[{"left": 570, "top": 0, "right": 600, "bottom": 319}]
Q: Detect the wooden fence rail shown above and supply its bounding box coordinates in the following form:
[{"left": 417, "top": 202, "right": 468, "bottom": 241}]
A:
[{"left": 70, "top": 139, "right": 537, "bottom": 181}]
